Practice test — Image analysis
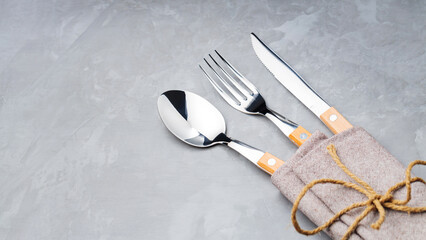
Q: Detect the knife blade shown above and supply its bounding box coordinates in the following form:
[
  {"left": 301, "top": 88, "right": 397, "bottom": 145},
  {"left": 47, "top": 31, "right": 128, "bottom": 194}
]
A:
[{"left": 250, "top": 33, "right": 353, "bottom": 134}]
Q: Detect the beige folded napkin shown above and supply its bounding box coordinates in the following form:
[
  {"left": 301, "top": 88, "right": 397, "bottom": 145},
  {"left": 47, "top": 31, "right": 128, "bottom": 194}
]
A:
[{"left": 272, "top": 127, "right": 426, "bottom": 240}]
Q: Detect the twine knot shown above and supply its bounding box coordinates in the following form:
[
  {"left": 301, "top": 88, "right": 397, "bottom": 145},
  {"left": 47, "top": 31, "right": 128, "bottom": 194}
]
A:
[{"left": 291, "top": 144, "right": 426, "bottom": 240}]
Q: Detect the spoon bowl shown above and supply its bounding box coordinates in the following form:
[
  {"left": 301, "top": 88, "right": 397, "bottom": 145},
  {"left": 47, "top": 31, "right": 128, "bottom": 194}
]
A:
[
  {"left": 157, "top": 90, "right": 284, "bottom": 175},
  {"left": 157, "top": 90, "right": 230, "bottom": 147}
]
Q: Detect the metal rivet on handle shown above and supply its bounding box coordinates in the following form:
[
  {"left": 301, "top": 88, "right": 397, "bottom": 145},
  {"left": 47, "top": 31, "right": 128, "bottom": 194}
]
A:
[
  {"left": 268, "top": 158, "right": 276, "bottom": 166},
  {"left": 329, "top": 114, "right": 338, "bottom": 122}
]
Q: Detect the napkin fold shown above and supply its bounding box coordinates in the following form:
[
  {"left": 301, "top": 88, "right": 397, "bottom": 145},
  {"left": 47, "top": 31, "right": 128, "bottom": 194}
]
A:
[{"left": 272, "top": 127, "right": 426, "bottom": 240}]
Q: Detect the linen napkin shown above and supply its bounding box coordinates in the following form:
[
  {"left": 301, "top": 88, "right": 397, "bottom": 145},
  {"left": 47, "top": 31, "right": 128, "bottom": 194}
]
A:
[{"left": 271, "top": 127, "right": 426, "bottom": 239}]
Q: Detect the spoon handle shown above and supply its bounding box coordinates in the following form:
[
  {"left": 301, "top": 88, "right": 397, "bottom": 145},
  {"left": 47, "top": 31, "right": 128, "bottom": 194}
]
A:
[
  {"left": 227, "top": 140, "right": 284, "bottom": 175},
  {"left": 257, "top": 152, "right": 285, "bottom": 175}
]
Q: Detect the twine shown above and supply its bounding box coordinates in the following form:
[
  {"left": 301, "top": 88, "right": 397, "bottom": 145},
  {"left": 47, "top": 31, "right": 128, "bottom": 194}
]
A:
[{"left": 291, "top": 144, "right": 426, "bottom": 240}]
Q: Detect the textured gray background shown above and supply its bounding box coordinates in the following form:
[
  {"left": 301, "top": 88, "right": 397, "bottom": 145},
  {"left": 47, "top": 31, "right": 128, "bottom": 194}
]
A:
[{"left": 0, "top": 0, "right": 425, "bottom": 239}]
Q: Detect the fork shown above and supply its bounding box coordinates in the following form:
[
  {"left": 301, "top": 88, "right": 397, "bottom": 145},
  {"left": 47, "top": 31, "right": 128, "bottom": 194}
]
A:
[{"left": 199, "top": 50, "right": 311, "bottom": 147}]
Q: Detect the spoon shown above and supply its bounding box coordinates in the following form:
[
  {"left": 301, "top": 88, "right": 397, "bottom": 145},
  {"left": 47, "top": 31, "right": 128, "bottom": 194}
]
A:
[{"left": 157, "top": 90, "right": 285, "bottom": 175}]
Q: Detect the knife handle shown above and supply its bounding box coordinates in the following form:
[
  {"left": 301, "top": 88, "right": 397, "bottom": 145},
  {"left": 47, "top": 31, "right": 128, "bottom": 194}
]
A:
[
  {"left": 320, "top": 107, "right": 353, "bottom": 134},
  {"left": 289, "top": 126, "right": 311, "bottom": 147},
  {"left": 257, "top": 152, "right": 285, "bottom": 175}
]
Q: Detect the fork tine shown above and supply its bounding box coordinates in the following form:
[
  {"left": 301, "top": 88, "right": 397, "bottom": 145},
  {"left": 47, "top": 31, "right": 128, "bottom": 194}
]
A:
[
  {"left": 199, "top": 65, "right": 240, "bottom": 106},
  {"left": 203, "top": 58, "right": 245, "bottom": 103},
  {"left": 214, "top": 50, "right": 258, "bottom": 94},
  {"left": 208, "top": 53, "right": 251, "bottom": 98}
]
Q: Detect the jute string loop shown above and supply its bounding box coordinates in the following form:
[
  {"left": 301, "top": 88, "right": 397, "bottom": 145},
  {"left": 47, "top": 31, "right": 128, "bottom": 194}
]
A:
[{"left": 291, "top": 144, "right": 426, "bottom": 240}]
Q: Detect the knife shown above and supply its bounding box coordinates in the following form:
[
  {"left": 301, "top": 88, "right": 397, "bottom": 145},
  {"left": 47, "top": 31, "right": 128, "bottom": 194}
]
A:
[{"left": 250, "top": 33, "right": 353, "bottom": 134}]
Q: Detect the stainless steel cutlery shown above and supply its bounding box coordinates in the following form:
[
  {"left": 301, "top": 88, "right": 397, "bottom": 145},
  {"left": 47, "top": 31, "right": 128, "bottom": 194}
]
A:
[
  {"left": 158, "top": 33, "right": 355, "bottom": 174},
  {"left": 251, "top": 33, "right": 353, "bottom": 134},
  {"left": 158, "top": 90, "right": 284, "bottom": 174},
  {"left": 199, "top": 50, "right": 311, "bottom": 147}
]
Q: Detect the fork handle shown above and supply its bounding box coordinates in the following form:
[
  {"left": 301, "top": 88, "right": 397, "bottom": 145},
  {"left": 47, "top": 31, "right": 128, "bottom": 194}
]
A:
[
  {"left": 264, "top": 109, "right": 311, "bottom": 147},
  {"left": 289, "top": 126, "right": 311, "bottom": 146}
]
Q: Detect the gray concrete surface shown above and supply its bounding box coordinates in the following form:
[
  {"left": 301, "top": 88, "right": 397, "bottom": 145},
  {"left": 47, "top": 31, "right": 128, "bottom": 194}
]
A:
[{"left": 0, "top": 0, "right": 425, "bottom": 239}]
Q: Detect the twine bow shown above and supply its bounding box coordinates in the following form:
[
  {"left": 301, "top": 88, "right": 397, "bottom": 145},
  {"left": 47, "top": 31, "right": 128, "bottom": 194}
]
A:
[{"left": 291, "top": 144, "right": 426, "bottom": 240}]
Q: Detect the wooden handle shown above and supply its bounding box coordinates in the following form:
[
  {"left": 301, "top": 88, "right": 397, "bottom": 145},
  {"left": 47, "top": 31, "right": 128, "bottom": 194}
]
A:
[
  {"left": 320, "top": 107, "right": 353, "bottom": 134},
  {"left": 257, "top": 152, "right": 285, "bottom": 175},
  {"left": 289, "top": 125, "right": 311, "bottom": 147}
]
